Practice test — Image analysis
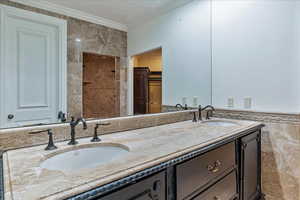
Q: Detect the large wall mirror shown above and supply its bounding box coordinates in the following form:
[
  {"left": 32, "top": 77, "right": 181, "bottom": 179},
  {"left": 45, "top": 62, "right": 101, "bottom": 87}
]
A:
[{"left": 1, "top": 0, "right": 298, "bottom": 129}]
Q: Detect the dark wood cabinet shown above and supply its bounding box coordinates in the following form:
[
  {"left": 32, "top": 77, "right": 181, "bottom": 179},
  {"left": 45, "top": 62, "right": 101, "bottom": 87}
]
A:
[
  {"left": 240, "top": 131, "right": 262, "bottom": 200},
  {"left": 97, "top": 171, "right": 166, "bottom": 200},
  {"left": 134, "top": 67, "right": 150, "bottom": 115}
]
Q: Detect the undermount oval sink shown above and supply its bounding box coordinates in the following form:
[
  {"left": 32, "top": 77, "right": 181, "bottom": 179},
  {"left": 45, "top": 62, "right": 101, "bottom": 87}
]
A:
[
  {"left": 201, "top": 120, "right": 238, "bottom": 127},
  {"left": 40, "top": 144, "right": 129, "bottom": 172}
]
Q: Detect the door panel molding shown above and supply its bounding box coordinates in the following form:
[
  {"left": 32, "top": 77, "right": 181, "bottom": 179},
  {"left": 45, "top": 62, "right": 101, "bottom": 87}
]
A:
[
  {"left": 17, "top": 29, "right": 49, "bottom": 108},
  {"left": 0, "top": 5, "right": 67, "bottom": 128}
]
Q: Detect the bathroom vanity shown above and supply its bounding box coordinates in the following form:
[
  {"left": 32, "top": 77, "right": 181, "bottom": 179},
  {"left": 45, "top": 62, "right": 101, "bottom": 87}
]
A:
[
  {"left": 1, "top": 119, "right": 264, "bottom": 200},
  {"left": 89, "top": 130, "right": 262, "bottom": 200}
]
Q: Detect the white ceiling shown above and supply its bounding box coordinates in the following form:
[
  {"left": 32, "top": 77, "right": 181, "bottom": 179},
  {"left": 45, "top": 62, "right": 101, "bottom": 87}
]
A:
[{"left": 40, "top": 0, "right": 194, "bottom": 27}]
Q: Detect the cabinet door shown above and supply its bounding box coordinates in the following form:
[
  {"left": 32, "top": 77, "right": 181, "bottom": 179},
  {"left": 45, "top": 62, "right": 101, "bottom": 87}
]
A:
[
  {"left": 134, "top": 67, "right": 150, "bottom": 115},
  {"left": 148, "top": 80, "right": 162, "bottom": 114},
  {"left": 240, "top": 131, "right": 261, "bottom": 200},
  {"left": 97, "top": 171, "right": 166, "bottom": 200}
]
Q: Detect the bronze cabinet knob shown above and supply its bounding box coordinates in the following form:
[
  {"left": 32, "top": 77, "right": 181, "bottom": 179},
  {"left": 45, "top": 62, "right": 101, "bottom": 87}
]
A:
[
  {"left": 215, "top": 160, "right": 222, "bottom": 167},
  {"left": 153, "top": 180, "right": 161, "bottom": 192},
  {"left": 207, "top": 160, "right": 222, "bottom": 173},
  {"left": 213, "top": 196, "right": 221, "bottom": 200}
]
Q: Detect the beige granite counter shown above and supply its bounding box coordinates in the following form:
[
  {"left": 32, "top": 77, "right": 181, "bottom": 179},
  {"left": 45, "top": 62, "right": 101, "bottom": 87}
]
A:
[{"left": 3, "top": 118, "right": 262, "bottom": 200}]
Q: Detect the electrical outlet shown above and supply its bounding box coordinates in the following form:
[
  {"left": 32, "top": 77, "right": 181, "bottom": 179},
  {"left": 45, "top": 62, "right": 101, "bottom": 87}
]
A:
[
  {"left": 228, "top": 98, "right": 234, "bottom": 108},
  {"left": 244, "top": 97, "right": 252, "bottom": 109},
  {"left": 193, "top": 97, "right": 198, "bottom": 107},
  {"left": 182, "top": 97, "right": 187, "bottom": 106}
]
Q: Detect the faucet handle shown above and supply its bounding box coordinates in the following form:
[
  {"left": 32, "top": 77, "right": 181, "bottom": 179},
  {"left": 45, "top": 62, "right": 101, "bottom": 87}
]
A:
[
  {"left": 91, "top": 122, "right": 111, "bottom": 142},
  {"left": 29, "top": 129, "right": 57, "bottom": 151},
  {"left": 70, "top": 116, "right": 75, "bottom": 122},
  {"left": 184, "top": 104, "right": 188, "bottom": 110},
  {"left": 191, "top": 112, "right": 197, "bottom": 122},
  {"left": 96, "top": 122, "right": 111, "bottom": 126},
  {"left": 198, "top": 105, "right": 202, "bottom": 121},
  {"left": 29, "top": 129, "right": 51, "bottom": 135}
]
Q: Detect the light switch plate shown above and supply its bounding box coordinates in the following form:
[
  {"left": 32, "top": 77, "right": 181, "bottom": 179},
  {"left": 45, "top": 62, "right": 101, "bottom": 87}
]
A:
[
  {"left": 182, "top": 97, "right": 187, "bottom": 106},
  {"left": 244, "top": 97, "right": 252, "bottom": 109},
  {"left": 228, "top": 98, "right": 234, "bottom": 108}
]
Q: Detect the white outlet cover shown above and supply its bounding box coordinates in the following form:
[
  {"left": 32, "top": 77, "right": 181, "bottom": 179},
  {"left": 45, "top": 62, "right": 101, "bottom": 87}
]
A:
[
  {"left": 182, "top": 97, "right": 187, "bottom": 105},
  {"left": 244, "top": 98, "right": 252, "bottom": 109},
  {"left": 228, "top": 98, "right": 234, "bottom": 108},
  {"left": 193, "top": 97, "right": 198, "bottom": 107}
]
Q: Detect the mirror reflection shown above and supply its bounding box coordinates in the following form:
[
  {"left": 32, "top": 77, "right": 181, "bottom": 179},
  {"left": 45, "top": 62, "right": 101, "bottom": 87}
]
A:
[
  {"left": 132, "top": 48, "right": 163, "bottom": 115},
  {"left": 2, "top": 0, "right": 296, "bottom": 129},
  {"left": 1, "top": 0, "right": 211, "bottom": 129}
]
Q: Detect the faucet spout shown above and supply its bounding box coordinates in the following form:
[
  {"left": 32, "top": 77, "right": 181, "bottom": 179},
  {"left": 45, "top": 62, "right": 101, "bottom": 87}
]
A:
[
  {"left": 68, "top": 117, "right": 87, "bottom": 145},
  {"left": 201, "top": 105, "right": 215, "bottom": 120},
  {"left": 202, "top": 105, "right": 215, "bottom": 111},
  {"left": 76, "top": 117, "right": 87, "bottom": 129},
  {"left": 175, "top": 104, "right": 188, "bottom": 110}
]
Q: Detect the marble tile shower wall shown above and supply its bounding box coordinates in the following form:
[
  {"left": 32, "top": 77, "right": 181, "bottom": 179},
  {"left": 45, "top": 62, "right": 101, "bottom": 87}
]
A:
[
  {"left": 214, "top": 109, "right": 300, "bottom": 200},
  {"left": 0, "top": 1, "right": 128, "bottom": 117}
]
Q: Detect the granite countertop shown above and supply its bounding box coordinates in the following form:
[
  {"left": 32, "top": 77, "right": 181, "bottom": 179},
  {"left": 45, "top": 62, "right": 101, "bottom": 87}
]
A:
[{"left": 3, "top": 118, "right": 262, "bottom": 200}]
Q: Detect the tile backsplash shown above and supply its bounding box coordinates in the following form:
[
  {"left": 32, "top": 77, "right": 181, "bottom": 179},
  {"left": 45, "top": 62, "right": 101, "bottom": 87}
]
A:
[{"left": 0, "top": 111, "right": 195, "bottom": 151}]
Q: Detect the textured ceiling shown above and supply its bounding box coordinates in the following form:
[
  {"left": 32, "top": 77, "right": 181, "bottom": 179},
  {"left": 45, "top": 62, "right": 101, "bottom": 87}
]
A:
[{"left": 41, "top": 0, "right": 194, "bottom": 27}]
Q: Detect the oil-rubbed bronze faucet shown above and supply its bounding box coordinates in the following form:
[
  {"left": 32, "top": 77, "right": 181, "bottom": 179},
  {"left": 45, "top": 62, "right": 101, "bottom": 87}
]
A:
[
  {"left": 68, "top": 117, "right": 87, "bottom": 145},
  {"left": 200, "top": 105, "right": 215, "bottom": 120}
]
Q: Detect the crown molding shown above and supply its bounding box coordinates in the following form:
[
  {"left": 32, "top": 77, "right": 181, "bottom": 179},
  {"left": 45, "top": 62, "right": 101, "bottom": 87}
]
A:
[{"left": 9, "top": 0, "right": 128, "bottom": 32}]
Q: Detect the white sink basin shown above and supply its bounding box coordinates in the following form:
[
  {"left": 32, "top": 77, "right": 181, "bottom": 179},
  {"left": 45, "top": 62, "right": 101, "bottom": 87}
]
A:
[
  {"left": 40, "top": 144, "right": 129, "bottom": 172},
  {"left": 201, "top": 120, "right": 238, "bottom": 127}
]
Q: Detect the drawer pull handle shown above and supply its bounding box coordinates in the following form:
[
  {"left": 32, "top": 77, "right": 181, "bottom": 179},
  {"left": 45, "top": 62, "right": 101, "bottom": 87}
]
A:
[
  {"left": 213, "top": 196, "right": 221, "bottom": 200},
  {"left": 153, "top": 180, "right": 161, "bottom": 191},
  {"left": 207, "top": 160, "right": 222, "bottom": 173}
]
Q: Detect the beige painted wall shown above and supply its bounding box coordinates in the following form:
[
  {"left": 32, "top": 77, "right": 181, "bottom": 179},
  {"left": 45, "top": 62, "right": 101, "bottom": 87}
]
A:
[{"left": 133, "top": 48, "right": 162, "bottom": 72}]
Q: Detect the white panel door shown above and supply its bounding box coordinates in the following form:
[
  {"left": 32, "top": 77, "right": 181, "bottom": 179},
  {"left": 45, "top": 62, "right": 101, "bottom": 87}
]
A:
[{"left": 1, "top": 6, "right": 67, "bottom": 128}]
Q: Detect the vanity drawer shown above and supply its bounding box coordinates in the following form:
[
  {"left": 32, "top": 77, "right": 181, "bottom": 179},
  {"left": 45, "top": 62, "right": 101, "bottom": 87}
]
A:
[
  {"left": 176, "top": 142, "right": 236, "bottom": 200},
  {"left": 98, "top": 171, "right": 166, "bottom": 200},
  {"left": 193, "top": 171, "right": 237, "bottom": 200}
]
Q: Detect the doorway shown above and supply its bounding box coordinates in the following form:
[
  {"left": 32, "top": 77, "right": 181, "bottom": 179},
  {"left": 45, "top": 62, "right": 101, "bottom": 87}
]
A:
[
  {"left": 83, "top": 53, "right": 120, "bottom": 119},
  {"left": 0, "top": 5, "right": 67, "bottom": 128},
  {"left": 132, "top": 48, "right": 162, "bottom": 114}
]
